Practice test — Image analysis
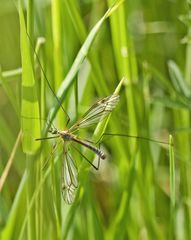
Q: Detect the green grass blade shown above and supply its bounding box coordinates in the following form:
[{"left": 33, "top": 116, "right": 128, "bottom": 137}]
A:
[
  {"left": 93, "top": 78, "right": 124, "bottom": 140},
  {"left": 64, "top": 0, "right": 109, "bottom": 96},
  {"left": 168, "top": 60, "right": 191, "bottom": 98},
  {"left": 0, "top": 67, "right": 20, "bottom": 114},
  {"left": 169, "top": 134, "right": 175, "bottom": 239},
  {"left": 19, "top": 0, "right": 40, "bottom": 154},
  {"left": 1, "top": 172, "right": 27, "bottom": 240},
  {"left": 47, "top": 0, "right": 124, "bottom": 126}
]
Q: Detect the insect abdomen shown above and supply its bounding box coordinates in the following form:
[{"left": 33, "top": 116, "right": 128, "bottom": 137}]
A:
[
  {"left": 89, "top": 145, "right": 106, "bottom": 159},
  {"left": 96, "top": 149, "right": 106, "bottom": 159},
  {"left": 72, "top": 137, "right": 106, "bottom": 159}
]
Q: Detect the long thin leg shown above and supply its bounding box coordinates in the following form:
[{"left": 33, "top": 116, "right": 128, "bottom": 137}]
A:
[
  {"left": 66, "top": 117, "right": 70, "bottom": 127},
  {"left": 97, "top": 143, "right": 101, "bottom": 170},
  {"left": 95, "top": 132, "right": 170, "bottom": 145},
  {"left": 71, "top": 144, "right": 100, "bottom": 170}
]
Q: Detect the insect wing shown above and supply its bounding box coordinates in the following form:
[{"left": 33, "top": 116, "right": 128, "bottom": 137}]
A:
[
  {"left": 69, "top": 94, "right": 119, "bottom": 132},
  {"left": 62, "top": 145, "right": 78, "bottom": 204}
]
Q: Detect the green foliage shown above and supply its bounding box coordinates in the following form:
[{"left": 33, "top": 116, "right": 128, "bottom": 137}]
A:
[{"left": 0, "top": 0, "right": 191, "bottom": 239}]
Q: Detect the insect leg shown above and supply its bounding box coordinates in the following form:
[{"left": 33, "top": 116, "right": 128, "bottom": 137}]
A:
[
  {"left": 95, "top": 132, "right": 170, "bottom": 146},
  {"left": 42, "top": 139, "right": 62, "bottom": 170},
  {"left": 71, "top": 144, "right": 101, "bottom": 170}
]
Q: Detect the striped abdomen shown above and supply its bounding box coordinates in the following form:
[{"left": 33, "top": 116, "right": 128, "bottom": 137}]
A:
[{"left": 71, "top": 137, "right": 106, "bottom": 159}]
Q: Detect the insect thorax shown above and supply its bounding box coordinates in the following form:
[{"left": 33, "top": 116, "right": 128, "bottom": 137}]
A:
[{"left": 60, "top": 130, "right": 73, "bottom": 141}]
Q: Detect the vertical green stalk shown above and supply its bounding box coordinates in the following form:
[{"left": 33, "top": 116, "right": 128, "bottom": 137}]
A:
[
  {"left": 27, "top": 1, "right": 35, "bottom": 239},
  {"left": 107, "top": 0, "right": 138, "bottom": 145},
  {"left": 51, "top": 0, "right": 63, "bottom": 92},
  {"left": 169, "top": 135, "right": 175, "bottom": 240},
  {"left": 75, "top": 78, "right": 79, "bottom": 118},
  {"left": 51, "top": 0, "right": 62, "bottom": 235},
  {"left": 185, "top": 28, "right": 191, "bottom": 86},
  {"left": 36, "top": 37, "right": 46, "bottom": 240},
  {"left": 27, "top": 0, "right": 33, "bottom": 44},
  {"left": 40, "top": 43, "right": 46, "bottom": 240},
  {"left": 20, "top": 0, "right": 40, "bottom": 154},
  {"left": 19, "top": 0, "right": 41, "bottom": 239},
  {"left": 183, "top": 17, "right": 191, "bottom": 240},
  {"left": 173, "top": 14, "right": 191, "bottom": 239}
]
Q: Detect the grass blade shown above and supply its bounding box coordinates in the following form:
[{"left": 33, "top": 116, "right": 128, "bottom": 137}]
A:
[
  {"left": 19, "top": 0, "right": 40, "bottom": 154},
  {"left": 169, "top": 134, "right": 176, "bottom": 239},
  {"left": 47, "top": 0, "right": 125, "bottom": 127}
]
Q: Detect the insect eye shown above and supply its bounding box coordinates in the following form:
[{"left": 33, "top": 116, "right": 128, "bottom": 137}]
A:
[{"left": 48, "top": 127, "right": 54, "bottom": 133}]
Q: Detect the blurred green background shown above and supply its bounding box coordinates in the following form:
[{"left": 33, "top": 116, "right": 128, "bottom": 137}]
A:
[{"left": 0, "top": 0, "right": 191, "bottom": 239}]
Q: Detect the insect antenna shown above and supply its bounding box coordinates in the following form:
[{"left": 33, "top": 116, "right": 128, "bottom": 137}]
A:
[
  {"left": 26, "top": 32, "right": 70, "bottom": 126},
  {"left": 35, "top": 136, "right": 60, "bottom": 141}
]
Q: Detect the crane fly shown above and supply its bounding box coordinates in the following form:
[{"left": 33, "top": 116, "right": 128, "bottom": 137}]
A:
[
  {"left": 26, "top": 34, "right": 121, "bottom": 204},
  {"left": 36, "top": 94, "right": 120, "bottom": 204}
]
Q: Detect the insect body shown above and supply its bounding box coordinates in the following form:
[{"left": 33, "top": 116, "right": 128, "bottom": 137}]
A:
[
  {"left": 49, "top": 129, "right": 106, "bottom": 159},
  {"left": 47, "top": 94, "right": 119, "bottom": 204}
]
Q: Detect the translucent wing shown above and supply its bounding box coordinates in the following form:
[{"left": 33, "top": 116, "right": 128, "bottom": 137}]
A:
[
  {"left": 69, "top": 94, "right": 119, "bottom": 132},
  {"left": 61, "top": 144, "right": 78, "bottom": 204}
]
